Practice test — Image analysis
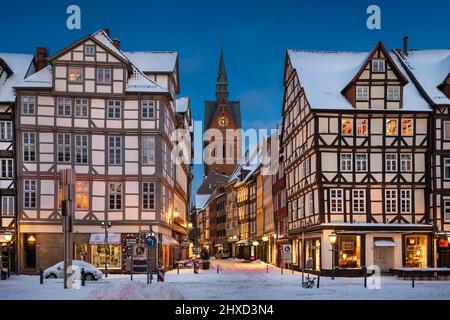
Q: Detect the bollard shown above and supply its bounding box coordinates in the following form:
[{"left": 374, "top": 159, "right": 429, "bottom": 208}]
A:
[
  {"left": 412, "top": 275, "right": 415, "bottom": 288},
  {"left": 217, "top": 265, "right": 219, "bottom": 274},
  {"left": 177, "top": 264, "right": 180, "bottom": 275},
  {"left": 266, "top": 264, "right": 269, "bottom": 274},
  {"left": 157, "top": 268, "right": 165, "bottom": 282},
  {"left": 81, "top": 268, "right": 86, "bottom": 287},
  {"left": 281, "top": 265, "right": 283, "bottom": 275},
  {"left": 194, "top": 260, "right": 199, "bottom": 274},
  {"left": 39, "top": 268, "right": 44, "bottom": 284},
  {"left": 317, "top": 274, "right": 320, "bottom": 288},
  {"left": 291, "top": 264, "right": 294, "bottom": 275}
]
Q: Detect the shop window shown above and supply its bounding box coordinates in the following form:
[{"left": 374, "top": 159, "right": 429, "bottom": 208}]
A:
[
  {"left": 75, "top": 243, "right": 89, "bottom": 262},
  {"left": 305, "top": 239, "right": 320, "bottom": 271},
  {"left": 405, "top": 236, "right": 428, "bottom": 268},
  {"left": 91, "top": 244, "right": 121, "bottom": 269},
  {"left": 338, "top": 235, "right": 361, "bottom": 268}
]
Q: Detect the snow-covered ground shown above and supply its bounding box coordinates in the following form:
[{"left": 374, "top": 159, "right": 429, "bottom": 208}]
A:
[{"left": 0, "top": 259, "right": 449, "bottom": 300}]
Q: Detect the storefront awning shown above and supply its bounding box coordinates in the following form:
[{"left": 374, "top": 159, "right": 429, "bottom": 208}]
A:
[
  {"left": 89, "top": 233, "right": 121, "bottom": 245},
  {"left": 162, "top": 234, "right": 179, "bottom": 246},
  {"left": 236, "top": 240, "right": 249, "bottom": 246},
  {"left": 374, "top": 238, "right": 397, "bottom": 247}
]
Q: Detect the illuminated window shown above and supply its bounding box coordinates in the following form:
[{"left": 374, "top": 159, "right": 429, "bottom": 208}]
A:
[
  {"left": 342, "top": 119, "right": 353, "bottom": 136},
  {"left": 356, "top": 86, "right": 369, "bottom": 100},
  {"left": 406, "top": 236, "right": 427, "bottom": 268},
  {"left": 338, "top": 235, "right": 361, "bottom": 268},
  {"left": 76, "top": 181, "right": 89, "bottom": 210},
  {"left": 386, "top": 119, "right": 398, "bottom": 136},
  {"left": 387, "top": 86, "right": 400, "bottom": 101},
  {"left": 385, "top": 153, "right": 397, "bottom": 172},
  {"left": 401, "top": 119, "right": 413, "bottom": 136},
  {"left": 400, "top": 154, "right": 412, "bottom": 172},
  {"left": 68, "top": 66, "right": 83, "bottom": 82},
  {"left": 372, "top": 59, "right": 385, "bottom": 72},
  {"left": 356, "top": 119, "right": 368, "bottom": 136}
]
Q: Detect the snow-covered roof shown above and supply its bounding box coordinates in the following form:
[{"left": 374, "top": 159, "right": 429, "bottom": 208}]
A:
[
  {"left": 287, "top": 49, "right": 431, "bottom": 112},
  {"left": 125, "top": 65, "right": 168, "bottom": 93},
  {"left": 394, "top": 49, "right": 450, "bottom": 105},
  {"left": 176, "top": 97, "right": 189, "bottom": 113},
  {"left": 0, "top": 53, "right": 34, "bottom": 102},
  {"left": 124, "top": 51, "right": 177, "bottom": 73},
  {"left": 16, "top": 65, "right": 52, "bottom": 89},
  {"left": 92, "top": 30, "right": 129, "bottom": 62}
]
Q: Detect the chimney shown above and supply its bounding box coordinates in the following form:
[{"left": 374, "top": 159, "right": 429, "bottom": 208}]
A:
[
  {"left": 112, "top": 39, "right": 121, "bottom": 49},
  {"left": 103, "top": 28, "right": 110, "bottom": 37},
  {"left": 36, "top": 47, "right": 47, "bottom": 72},
  {"left": 403, "top": 36, "right": 409, "bottom": 54}
]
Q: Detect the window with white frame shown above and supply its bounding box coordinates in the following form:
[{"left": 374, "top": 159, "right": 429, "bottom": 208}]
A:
[
  {"left": 108, "top": 182, "right": 122, "bottom": 210},
  {"left": 372, "top": 59, "right": 385, "bottom": 72},
  {"left": 387, "top": 86, "right": 400, "bottom": 101},
  {"left": 342, "top": 119, "right": 353, "bottom": 136},
  {"left": 57, "top": 97, "right": 72, "bottom": 116},
  {"left": 385, "top": 189, "right": 397, "bottom": 214},
  {"left": 386, "top": 119, "right": 398, "bottom": 136},
  {"left": 142, "top": 181, "right": 155, "bottom": 210},
  {"left": 21, "top": 96, "right": 35, "bottom": 115},
  {"left": 444, "top": 121, "right": 450, "bottom": 140},
  {"left": 108, "top": 136, "right": 122, "bottom": 165},
  {"left": 352, "top": 189, "right": 366, "bottom": 213},
  {"left": 298, "top": 196, "right": 304, "bottom": 219},
  {"left": 23, "top": 132, "right": 36, "bottom": 162},
  {"left": 356, "top": 119, "right": 368, "bottom": 136},
  {"left": 84, "top": 45, "right": 95, "bottom": 56},
  {"left": 340, "top": 153, "right": 352, "bottom": 172},
  {"left": 400, "top": 154, "right": 412, "bottom": 172},
  {"left": 107, "top": 100, "right": 122, "bottom": 119},
  {"left": 75, "top": 135, "right": 88, "bottom": 164},
  {"left": 76, "top": 181, "right": 89, "bottom": 210},
  {"left": 401, "top": 119, "right": 413, "bottom": 136},
  {"left": 386, "top": 153, "right": 397, "bottom": 172},
  {"left": 0, "top": 121, "right": 12, "bottom": 141},
  {"left": 356, "top": 86, "right": 369, "bottom": 101},
  {"left": 308, "top": 193, "right": 314, "bottom": 216},
  {"left": 305, "top": 157, "right": 311, "bottom": 176},
  {"left": 400, "top": 189, "right": 412, "bottom": 214},
  {"left": 291, "top": 199, "right": 297, "bottom": 221},
  {"left": 142, "top": 136, "right": 155, "bottom": 165},
  {"left": 75, "top": 98, "right": 89, "bottom": 117},
  {"left": 355, "top": 153, "right": 368, "bottom": 172},
  {"left": 0, "top": 159, "right": 13, "bottom": 178},
  {"left": 444, "top": 201, "right": 450, "bottom": 222},
  {"left": 444, "top": 158, "right": 450, "bottom": 180},
  {"left": 97, "top": 68, "right": 111, "bottom": 84},
  {"left": 330, "top": 189, "right": 343, "bottom": 213},
  {"left": 1, "top": 196, "right": 14, "bottom": 216},
  {"left": 57, "top": 133, "right": 71, "bottom": 163},
  {"left": 24, "top": 180, "right": 37, "bottom": 209},
  {"left": 141, "top": 100, "right": 155, "bottom": 119}
]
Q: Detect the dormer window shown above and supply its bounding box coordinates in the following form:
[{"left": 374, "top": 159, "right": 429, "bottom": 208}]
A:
[
  {"left": 68, "top": 66, "right": 83, "bottom": 82},
  {"left": 85, "top": 45, "right": 95, "bottom": 56},
  {"left": 387, "top": 86, "right": 400, "bottom": 101},
  {"left": 372, "top": 59, "right": 385, "bottom": 72},
  {"left": 356, "top": 86, "right": 369, "bottom": 101}
]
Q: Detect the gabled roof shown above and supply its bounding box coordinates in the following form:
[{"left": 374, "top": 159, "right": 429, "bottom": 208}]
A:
[
  {"left": 394, "top": 49, "right": 450, "bottom": 105},
  {"left": 124, "top": 51, "right": 177, "bottom": 73},
  {"left": 16, "top": 65, "right": 52, "bottom": 89},
  {"left": 196, "top": 171, "right": 229, "bottom": 195},
  {"left": 287, "top": 46, "right": 430, "bottom": 111},
  {"left": 0, "top": 53, "right": 35, "bottom": 102}
]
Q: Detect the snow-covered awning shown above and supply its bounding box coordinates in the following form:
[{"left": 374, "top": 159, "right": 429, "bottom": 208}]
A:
[
  {"left": 89, "top": 233, "right": 121, "bottom": 245},
  {"left": 162, "top": 234, "right": 179, "bottom": 246},
  {"left": 374, "top": 238, "right": 397, "bottom": 247}
]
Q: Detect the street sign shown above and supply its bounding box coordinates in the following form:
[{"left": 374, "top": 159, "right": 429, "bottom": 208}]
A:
[
  {"left": 131, "top": 244, "right": 148, "bottom": 274},
  {"left": 145, "top": 235, "right": 157, "bottom": 248},
  {"left": 282, "top": 244, "right": 292, "bottom": 264}
]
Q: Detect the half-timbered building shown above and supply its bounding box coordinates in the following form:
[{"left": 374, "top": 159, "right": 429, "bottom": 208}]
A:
[
  {"left": 14, "top": 30, "right": 190, "bottom": 273},
  {"left": 0, "top": 52, "right": 35, "bottom": 271},
  {"left": 281, "top": 42, "right": 433, "bottom": 275},
  {"left": 395, "top": 46, "right": 450, "bottom": 267}
]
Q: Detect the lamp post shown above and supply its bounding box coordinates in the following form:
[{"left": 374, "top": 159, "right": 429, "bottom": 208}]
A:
[
  {"left": 329, "top": 231, "right": 337, "bottom": 280},
  {"left": 262, "top": 235, "right": 268, "bottom": 262},
  {"left": 101, "top": 220, "right": 112, "bottom": 277},
  {"left": 4, "top": 230, "right": 12, "bottom": 275}
]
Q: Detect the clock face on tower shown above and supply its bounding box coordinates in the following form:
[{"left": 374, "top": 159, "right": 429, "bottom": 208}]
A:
[{"left": 217, "top": 116, "right": 229, "bottom": 127}]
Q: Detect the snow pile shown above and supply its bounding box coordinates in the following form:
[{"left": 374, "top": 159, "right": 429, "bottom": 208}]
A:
[{"left": 86, "top": 281, "right": 185, "bottom": 300}]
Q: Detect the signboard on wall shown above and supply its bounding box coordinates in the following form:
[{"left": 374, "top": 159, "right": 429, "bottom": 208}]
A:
[{"left": 282, "top": 244, "right": 292, "bottom": 264}]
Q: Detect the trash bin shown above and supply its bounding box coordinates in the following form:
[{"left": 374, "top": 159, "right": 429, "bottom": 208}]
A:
[
  {"left": 202, "top": 260, "right": 210, "bottom": 270},
  {"left": 1, "top": 268, "right": 7, "bottom": 280}
]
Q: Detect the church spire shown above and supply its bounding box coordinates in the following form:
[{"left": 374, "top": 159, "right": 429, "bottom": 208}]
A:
[{"left": 216, "top": 47, "right": 228, "bottom": 103}]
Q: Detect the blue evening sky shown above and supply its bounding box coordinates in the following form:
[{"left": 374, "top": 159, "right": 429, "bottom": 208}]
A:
[{"left": 1, "top": 0, "right": 448, "bottom": 203}]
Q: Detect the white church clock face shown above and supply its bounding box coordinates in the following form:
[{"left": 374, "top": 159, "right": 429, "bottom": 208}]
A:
[{"left": 218, "top": 116, "right": 229, "bottom": 127}]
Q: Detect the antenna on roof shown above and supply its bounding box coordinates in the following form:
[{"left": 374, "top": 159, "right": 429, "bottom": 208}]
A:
[{"left": 403, "top": 36, "right": 409, "bottom": 55}]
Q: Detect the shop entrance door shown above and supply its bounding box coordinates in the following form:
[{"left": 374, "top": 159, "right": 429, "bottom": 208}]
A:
[{"left": 374, "top": 247, "right": 394, "bottom": 272}]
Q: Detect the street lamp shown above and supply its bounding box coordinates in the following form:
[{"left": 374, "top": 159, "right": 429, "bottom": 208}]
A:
[
  {"left": 329, "top": 231, "right": 337, "bottom": 280},
  {"left": 188, "top": 222, "right": 193, "bottom": 229},
  {"left": 4, "top": 230, "right": 12, "bottom": 276},
  {"left": 262, "top": 235, "right": 269, "bottom": 242},
  {"left": 100, "top": 220, "right": 112, "bottom": 277},
  {"left": 232, "top": 234, "right": 239, "bottom": 241},
  {"left": 252, "top": 240, "right": 259, "bottom": 246},
  {"left": 173, "top": 208, "right": 180, "bottom": 218}
]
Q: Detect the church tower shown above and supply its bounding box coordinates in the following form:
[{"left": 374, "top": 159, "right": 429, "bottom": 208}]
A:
[{"left": 204, "top": 49, "right": 242, "bottom": 177}]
